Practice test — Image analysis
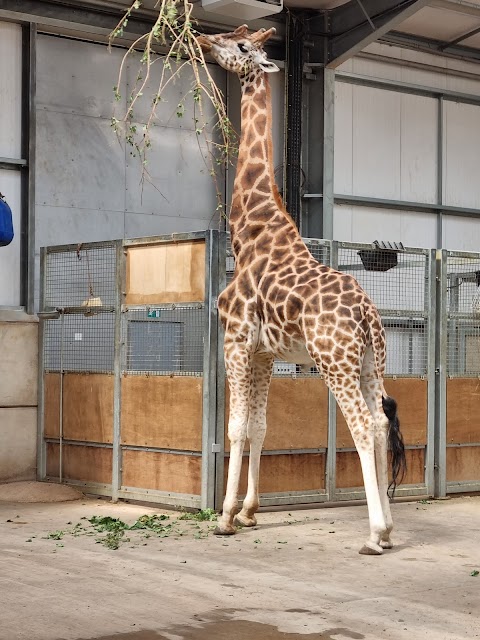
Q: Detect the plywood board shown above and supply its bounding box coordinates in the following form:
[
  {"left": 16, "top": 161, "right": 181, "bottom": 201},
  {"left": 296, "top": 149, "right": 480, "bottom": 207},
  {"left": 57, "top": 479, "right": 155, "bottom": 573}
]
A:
[
  {"left": 225, "top": 453, "right": 325, "bottom": 495},
  {"left": 337, "top": 379, "right": 427, "bottom": 448},
  {"left": 446, "top": 446, "right": 480, "bottom": 482},
  {"left": 122, "top": 449, "right": 201, "bottom": 495},
  {"left": 62, "top": 373, "right": 113, "bottom": 443},
  {"left": 224, "top": 378, "right": 329, "bottom": 451},
  {"left": 446, "top": 378, "right": 480, "bottom": 444},
  {"left": 336, "top": 448, "right": 425, "bottom": 489},
  {"left": 44, "top": 373, "right": 60, "bottom": 438},
  {"left": 46, "top": 443, "right": 112, "bottom": 484},
  {"left": 126, "top": 241, "right": 205, "bottom": 304},
  {"left": 121, "top": 376, "right": 202, "bottom": 450}
]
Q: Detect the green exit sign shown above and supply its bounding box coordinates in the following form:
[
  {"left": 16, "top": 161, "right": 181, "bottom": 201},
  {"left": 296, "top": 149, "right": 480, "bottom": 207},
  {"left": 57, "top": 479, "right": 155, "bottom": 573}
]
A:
[{"left": 147, "top": 309, "right": 162, "bottom": 318}]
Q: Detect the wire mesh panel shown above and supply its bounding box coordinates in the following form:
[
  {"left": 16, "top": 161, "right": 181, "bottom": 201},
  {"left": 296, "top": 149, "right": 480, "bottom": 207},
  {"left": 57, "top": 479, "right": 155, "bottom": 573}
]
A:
[
  {"left": 44, "top": 243, "right": 117, "bottom": 309},
  {"left": 445, "top": 252, "right": 480, "bottom": 377},
  {"left": 43, "top": 312, "right": 115, "bottom": 374},
  {"left": 337, "top": 243, "right": 430, "bottom": 377},
  {"left": 123, "top": 305, "right": 204, "bottom": 375},
  {"left": 444, "top": 251, "right": 480, "bottom": 492}
]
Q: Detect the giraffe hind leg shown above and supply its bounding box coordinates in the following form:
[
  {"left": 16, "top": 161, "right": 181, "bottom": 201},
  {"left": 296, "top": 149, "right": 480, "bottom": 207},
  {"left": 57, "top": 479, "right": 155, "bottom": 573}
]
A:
[
  {"left": 361, "top": 344, "right": 395, "bottom": 549},
  {"left": 324, "top": 369, "right": 387, "bottom": 555}
]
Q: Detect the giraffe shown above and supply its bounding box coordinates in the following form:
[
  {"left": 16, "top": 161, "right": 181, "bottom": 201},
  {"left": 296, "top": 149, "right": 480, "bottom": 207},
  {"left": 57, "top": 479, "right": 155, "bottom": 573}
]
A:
[{"left": 197, "top": 25, "right": 406, "bottom": 555}]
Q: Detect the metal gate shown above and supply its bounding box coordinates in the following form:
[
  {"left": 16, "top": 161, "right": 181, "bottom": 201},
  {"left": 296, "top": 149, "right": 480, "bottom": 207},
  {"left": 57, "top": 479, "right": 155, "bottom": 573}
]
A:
[
  {"left": 38, "top": 231, "right": 223, "bottom": 508},
  {"left": 38, "top": 233, "right": 480, "bottom": 508},
  {"left": 437, "top": 250, "right": 480, "bottom": 496}
]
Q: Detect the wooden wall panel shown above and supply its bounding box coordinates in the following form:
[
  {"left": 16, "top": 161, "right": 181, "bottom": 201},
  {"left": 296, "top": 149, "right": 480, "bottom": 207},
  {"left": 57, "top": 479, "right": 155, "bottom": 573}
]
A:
[
  {"left": 44, "top": 373, "right": 60, "bottom": 438},
  {"left": 224, "top": 378, "right": 329, "bottom": 451},
  {"left": 122, "top": 450, "right": 201, "bottom": 495},
  {"left": 46, "top": 443, "right": 112, "bottom": 484},
  {"left": 336, "top": 448, "right": 425, "bottom": 489},
  {"left": 446, "top": 379, "right": 480, "bottom": 444},
  {"left": 337, "top": 378, "right": 427, "bottom": 448},
  {"left": 126, "top": 241, "right": 205, "bottom": 304},
  {"left": 447, "top": 446, "right": 480, "bottom": 482},
  {"left": 225, "top": 453, "right": 326, "bottom": 495},
  {"left": 121, "top": 376, "right": 202, "bottom": 450},
  {"left": 44, "top": 373, "right": 113, "bottom": 442},
  {"left": 63, "top": 373, "right": 113, "bottom": 443}
]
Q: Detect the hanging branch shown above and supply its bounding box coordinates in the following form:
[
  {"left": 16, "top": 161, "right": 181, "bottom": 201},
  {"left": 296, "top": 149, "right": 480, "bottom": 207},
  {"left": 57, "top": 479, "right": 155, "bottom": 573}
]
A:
[{"left": 109, "top": 0, "right": 238, "bottom": 221}]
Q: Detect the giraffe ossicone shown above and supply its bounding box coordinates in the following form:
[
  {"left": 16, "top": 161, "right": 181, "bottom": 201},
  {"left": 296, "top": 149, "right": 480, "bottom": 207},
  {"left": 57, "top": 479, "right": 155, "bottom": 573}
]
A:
[{"left": 197, "top": 26, "right": 406, "bottom": 555}]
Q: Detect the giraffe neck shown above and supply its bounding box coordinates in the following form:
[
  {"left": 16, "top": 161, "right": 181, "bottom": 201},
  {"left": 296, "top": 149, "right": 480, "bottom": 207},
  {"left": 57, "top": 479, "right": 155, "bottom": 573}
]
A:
[{"left": 230, "top": 70, "right": 298, "bottom": 257}]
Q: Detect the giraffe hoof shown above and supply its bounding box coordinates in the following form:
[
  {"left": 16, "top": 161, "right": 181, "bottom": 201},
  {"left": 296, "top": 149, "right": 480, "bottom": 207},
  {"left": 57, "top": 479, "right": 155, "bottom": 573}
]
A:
[
  {"left": 235, "top": 513, "right": 257, "bottom": 528},
  {"left": 213, "top": 524, "right": 236, "bottom": 536},
  {"left": 380, "top": 540, "right": 393, "bottom": 549},
  {"left": 359, "top": 542, "right": 383, "bottom": 555}
]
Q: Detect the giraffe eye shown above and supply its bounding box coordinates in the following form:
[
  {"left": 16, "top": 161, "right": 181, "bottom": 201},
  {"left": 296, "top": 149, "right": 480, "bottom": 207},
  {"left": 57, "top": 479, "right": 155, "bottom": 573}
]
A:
[{"left": 238, "top": 43, "right": 248, "bottom": 53}]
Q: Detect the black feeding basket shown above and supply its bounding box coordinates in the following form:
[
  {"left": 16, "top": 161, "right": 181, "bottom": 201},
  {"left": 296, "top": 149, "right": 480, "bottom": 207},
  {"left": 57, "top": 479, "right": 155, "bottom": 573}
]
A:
[{"left": 358, "top": 241, "right": 404, "bottom": 272}]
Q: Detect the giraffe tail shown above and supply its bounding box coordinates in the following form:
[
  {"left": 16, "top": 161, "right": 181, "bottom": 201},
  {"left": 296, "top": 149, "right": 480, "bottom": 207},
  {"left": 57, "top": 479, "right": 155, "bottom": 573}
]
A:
[
  {"left": 382, "top": 394, "right": 407, "bottom": 499},
  {"left": 366, "top": 304, "right": 407, "bottom": 498}
]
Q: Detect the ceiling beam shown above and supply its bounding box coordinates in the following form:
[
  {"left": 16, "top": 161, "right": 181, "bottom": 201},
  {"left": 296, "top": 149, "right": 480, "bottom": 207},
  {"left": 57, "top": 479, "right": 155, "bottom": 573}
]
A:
[
  {"left": 326, "top": 0, "right": 430, "bottom": 67},
  {"left": 381, "top": 29, "right": 480, "bottom": 62},
  {"left": 430, "top": 0, "right": 480, "bottom": 18}
]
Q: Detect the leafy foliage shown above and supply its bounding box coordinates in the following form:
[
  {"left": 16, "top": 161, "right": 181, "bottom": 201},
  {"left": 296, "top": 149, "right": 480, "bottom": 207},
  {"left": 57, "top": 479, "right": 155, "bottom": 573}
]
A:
[{"left": 109, "top": 0, "right": 237, "bottom": 220}]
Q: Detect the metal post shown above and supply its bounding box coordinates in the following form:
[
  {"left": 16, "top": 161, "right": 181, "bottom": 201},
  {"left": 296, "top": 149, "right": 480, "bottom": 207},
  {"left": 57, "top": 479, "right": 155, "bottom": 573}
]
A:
[
  {"left": 436, "top": 97, "right": 444, "bottom": 249},
  {"left": 59, "top": 311, "right": 65, "bottom": 483},
  {"left": 285, "top": 11, "right": 305, "bottom": 228},
  {"left": 21, "top": 22, "right": 36, "bottom": 314},
  {"left": 425, "top": 248, "right": 437, "bottom": 495},
  {"left": 322, "top": 69, "right": 335, "bottom": 241},
  {"left": 326, "top": 240, "right": 338, "bottom": 500},
  {"left": 215, "top": 231, "right": 227, "bottom": 510},
  {"left": 36, "top": 247, "right": 47, "bottom": 481},
  {"left": 434, "top": 249, "right": 448, "bottom": 497},
  {"left": 111, "top": 241, "right": 125, "bottom": 502},
  {"left": 201, "top": 230, "right": 220, "bottom": 509}
]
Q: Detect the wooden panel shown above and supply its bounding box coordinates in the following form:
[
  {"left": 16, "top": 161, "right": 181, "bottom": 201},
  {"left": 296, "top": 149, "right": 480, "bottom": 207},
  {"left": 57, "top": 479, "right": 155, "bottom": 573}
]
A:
[
  {"left": 224, "top": 378, "right": 329, "bottom": 451},
  {"left": 44, "top": 373, "right": 60, "bottom": 438},
  {"left": 121, "top": 376, "right": 202, "bottom": 450},
  {"left": 337, "top": 378, "right": 428, "bottom": 448},
  {"left": 63, "top": 373, "right": 114, "bottom": 443},
  {"left": 122, "top": 450, "right": 201, "bottom": 495},
  {"left": 447, "top": 446, "right": 480, "bottom": 482},
  {"left": 336, "top": 448, "right": 425, "bottom": 489},
  {"left": 46, "top": 443, "right": 112, "bottom": 484},
  {"left": 446, "top": 378, "right": 480, "bottom": 444},
  {"left": 225, "top": 453, "right": 325, "bottom": 495},
  {"left": 126, "top": 241, "right": 205, "bottom": 304}
]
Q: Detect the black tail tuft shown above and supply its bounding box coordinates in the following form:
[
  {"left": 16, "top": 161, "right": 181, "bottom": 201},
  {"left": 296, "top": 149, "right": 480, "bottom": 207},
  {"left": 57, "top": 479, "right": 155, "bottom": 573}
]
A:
[{"left": 382, "top": 395, "right": 407, "bottom": 500}]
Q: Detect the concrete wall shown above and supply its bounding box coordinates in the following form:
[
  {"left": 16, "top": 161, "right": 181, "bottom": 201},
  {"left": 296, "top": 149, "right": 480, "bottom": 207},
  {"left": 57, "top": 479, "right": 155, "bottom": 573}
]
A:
[{"left": 0, "top": 311, "right": 38, "bottom": 482}]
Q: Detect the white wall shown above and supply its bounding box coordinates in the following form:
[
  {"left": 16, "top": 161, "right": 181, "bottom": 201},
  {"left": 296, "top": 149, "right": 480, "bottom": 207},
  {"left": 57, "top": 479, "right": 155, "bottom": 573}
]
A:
[
  {"left": 0, "top": 22, "right": 22, "bottom": 307},
  {"left": 334, "top": 43, "right": 480, "bottom": 251}
]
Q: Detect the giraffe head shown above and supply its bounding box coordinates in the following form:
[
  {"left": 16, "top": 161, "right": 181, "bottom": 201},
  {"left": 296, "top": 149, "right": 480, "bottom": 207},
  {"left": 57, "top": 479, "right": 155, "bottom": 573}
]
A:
[{"left": 197, "top": 25, "right": 279, "bottom": 76}]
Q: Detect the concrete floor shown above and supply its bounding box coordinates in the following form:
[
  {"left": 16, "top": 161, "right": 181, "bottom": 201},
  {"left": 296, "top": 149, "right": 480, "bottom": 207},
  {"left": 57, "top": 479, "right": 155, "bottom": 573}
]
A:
[{"left": 0, "top": 495, "right": 479, "bottom": 640}]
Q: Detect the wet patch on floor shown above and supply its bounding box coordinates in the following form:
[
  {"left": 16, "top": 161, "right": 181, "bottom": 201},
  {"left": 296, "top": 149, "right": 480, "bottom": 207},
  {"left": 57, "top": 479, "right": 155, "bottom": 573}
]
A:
[{"left": 74, "top": 620, "right": 365, "bottom": 640}]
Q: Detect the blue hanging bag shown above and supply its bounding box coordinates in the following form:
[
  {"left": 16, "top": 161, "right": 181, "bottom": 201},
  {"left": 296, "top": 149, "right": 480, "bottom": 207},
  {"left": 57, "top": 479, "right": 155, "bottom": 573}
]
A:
[{"left": 0, "top": 193, "right": 14, "bottom": 247}]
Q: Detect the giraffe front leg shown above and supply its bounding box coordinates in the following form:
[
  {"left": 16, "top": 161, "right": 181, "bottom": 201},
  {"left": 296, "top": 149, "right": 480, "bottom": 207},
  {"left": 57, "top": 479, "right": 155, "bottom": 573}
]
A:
[
  {"left": 236, "top": 353, "right": 273, "bottom": 528},
  {"left": 214, "top": 343, "right": 251, "bottom": 536}
]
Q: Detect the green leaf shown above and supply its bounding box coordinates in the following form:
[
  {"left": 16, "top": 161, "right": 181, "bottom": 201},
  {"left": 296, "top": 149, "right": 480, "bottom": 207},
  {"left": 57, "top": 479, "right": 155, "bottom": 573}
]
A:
[{"left": 471, "top": 570, "right": 479, "bottom": 577}]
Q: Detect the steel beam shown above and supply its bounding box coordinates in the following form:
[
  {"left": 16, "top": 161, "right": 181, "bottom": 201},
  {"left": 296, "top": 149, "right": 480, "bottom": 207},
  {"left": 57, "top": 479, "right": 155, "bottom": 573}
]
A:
[
  {"left": 285, "top": 11, "right": 305, "bottom": 228},
  {"left": 326, "top": 0, "right": 430, "bottom": 67},
  {"left": 382, "top": 30, "right": 480, "bottom": 63}
]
